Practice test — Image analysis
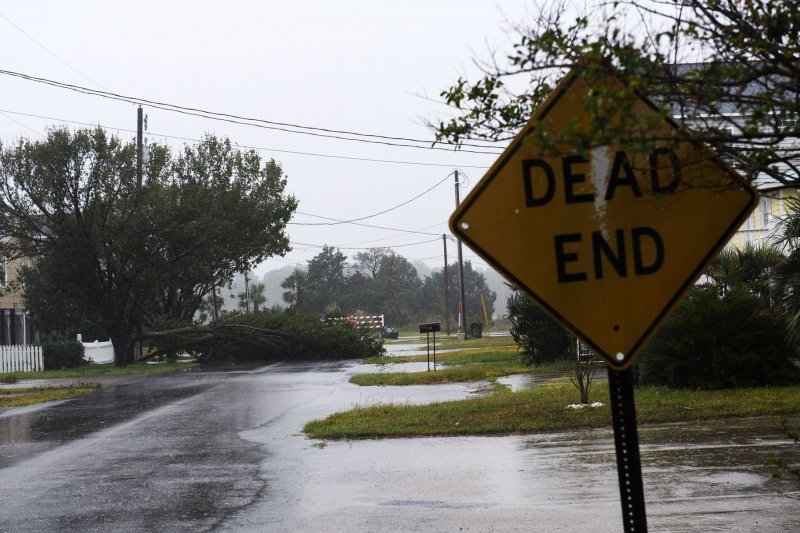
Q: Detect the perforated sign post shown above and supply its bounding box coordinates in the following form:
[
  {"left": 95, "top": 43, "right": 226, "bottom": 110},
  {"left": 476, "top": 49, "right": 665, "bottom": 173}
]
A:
[{"left": 449, "top": 66, "right": 757, "bottom": 532}]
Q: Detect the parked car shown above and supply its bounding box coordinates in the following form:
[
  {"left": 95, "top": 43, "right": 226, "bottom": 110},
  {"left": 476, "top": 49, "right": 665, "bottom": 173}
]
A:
[{"left": 382, "top": 326, "right": 399, "bottom": 339}]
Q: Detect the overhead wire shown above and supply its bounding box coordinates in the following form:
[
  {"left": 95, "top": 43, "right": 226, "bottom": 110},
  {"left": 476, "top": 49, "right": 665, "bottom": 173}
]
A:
[
  {"left": 0, "top": 111, "right": 43, "bottom": 138},
  {"left": 0, "top": 68, "right": 504, "bottom": 154},
  {"left": 290, "top": 173, "right": 451, "bottom": 226},
  {"left": 0, "top": 108, "right": 492, "bottom": 169},
  {"left": 0, "top": 12, "right": 108, "bottom": 90},
  {"left": 290, "top": 237, "right": 441, "bottom": 251}
]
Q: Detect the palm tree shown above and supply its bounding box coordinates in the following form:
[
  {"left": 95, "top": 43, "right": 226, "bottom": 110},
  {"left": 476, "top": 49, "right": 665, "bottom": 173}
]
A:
[
  {"left": 705, "top": 243, "right": 783, "bottom": 308},
  {"left": 281, "top": 268, "right": 307, "bottom": 310}
]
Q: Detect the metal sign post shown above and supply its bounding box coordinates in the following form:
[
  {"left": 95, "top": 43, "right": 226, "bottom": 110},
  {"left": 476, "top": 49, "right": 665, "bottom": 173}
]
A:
[
  {"left": 433, "top": 330, "right": 437, "bottom": 371},
  {"left": 418, "top": 323, "right": 441, "bottom": 372},
  {"left": 608, "top": 368, "right": 647, "bottom": 532},
  {"left": 426, "top": 331, "right": 431, "bottom": 371}
]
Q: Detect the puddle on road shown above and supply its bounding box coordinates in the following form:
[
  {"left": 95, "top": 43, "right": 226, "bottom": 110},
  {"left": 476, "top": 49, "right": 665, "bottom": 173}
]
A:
[
  {"left": 349, "top": 361, "right": 442, "bottom": 374},
  {"left": 495, "top": 374, "right": 534, "bottom": 392},
  {"left": 383, "top": 342, "right": 475, "bottom": 358}
]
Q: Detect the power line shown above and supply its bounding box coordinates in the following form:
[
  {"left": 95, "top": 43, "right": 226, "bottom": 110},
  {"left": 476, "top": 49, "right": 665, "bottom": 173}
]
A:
[
  {"left": 333, "top": 222, "right": 448, "bottom": 245},
  {"left": 289, "top": 217, "right": 442, "bottom": 236},
  {"left": 0, "top": 111, "right": 42, "bottom": 138},
  {"left": 0, "top": 12, "right": 107, "bottom": 90},
  {"left": 290, "top": 237, "right": 440, "bottom": 251},
  {"left": 0, "top": 68, "right": 504, "bottom": 154},
  {"left": 0, "top": 108, "right": 491, "bottom": 169},
  {"left": 291, "top": 174, "right": 451, "bottom": 226}
]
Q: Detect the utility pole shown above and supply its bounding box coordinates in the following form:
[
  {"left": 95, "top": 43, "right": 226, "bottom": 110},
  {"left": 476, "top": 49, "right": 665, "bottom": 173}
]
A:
[
  {"left": 244, "top": 272, "right": 250, "bottom": 313},
  {"left": 136, "top": 106, "right": 143, "bottom": 187},
  {"left": 454, "top": 170, "right": 467, "bottom": 337},
  {"left": 134, "top": 106, "right": 145, "bottom": 361},
  {"left": 443, "top": 234, "right": 450, "bottom": 335}
]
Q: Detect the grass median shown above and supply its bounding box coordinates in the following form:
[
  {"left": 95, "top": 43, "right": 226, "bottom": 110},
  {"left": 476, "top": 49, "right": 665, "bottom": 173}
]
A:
[
  {"left": 353, "top": 349, "right": 570, "bottom": 386},
  {"left": 1, "top": 361, "right": 195, "bottom": 381},
  {"left": 305, "top": 380, "right": 800, "bottom": 439},
  {"left": 0, "top": 385, "right": 99, "bottom": 408}
]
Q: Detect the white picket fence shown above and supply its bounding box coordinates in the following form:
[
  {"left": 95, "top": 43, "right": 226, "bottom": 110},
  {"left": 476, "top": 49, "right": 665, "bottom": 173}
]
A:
[
  {"left": 82, "top": 339, "right": 115, "bottom": 364},
  {"left": 0, "top": 345, "right": 43, "bottom": 372}
]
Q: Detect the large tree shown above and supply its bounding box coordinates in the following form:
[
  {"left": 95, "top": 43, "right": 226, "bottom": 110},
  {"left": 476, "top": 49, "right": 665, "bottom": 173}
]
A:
[
  {"left": 303, "top": 245, "right": 348, "bottom": 313},
  {"left": 433, "top": 1, "right": 800, "bottom": 187},
  {"left": 1, "top": 128, "right": 296, "bottom": 365},
  {"left": 356, "top": 249, "right": 421, "bottom": 325},
  {"left": 418, "top": 260, "right": 496, "bottom": 325}
]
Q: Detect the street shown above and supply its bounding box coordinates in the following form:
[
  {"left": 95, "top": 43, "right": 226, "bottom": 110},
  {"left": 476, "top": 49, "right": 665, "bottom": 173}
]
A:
[{"left": 1, "top": 362, "right": 798, "bottom": 532}]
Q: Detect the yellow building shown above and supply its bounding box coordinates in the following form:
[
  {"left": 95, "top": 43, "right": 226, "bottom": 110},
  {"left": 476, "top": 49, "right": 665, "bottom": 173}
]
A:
[{"left": 728, "top": 185, "right": 796, "bottom": 249}]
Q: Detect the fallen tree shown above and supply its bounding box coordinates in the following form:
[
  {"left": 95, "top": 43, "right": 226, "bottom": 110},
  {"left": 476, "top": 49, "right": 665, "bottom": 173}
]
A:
[{"left": 137, "top": 309, "right": 385, "bottom": 364}]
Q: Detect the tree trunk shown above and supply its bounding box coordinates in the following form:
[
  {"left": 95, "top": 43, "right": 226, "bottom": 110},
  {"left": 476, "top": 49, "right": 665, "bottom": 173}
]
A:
[{"left": 111, "top": 329, "right": 134, "bottom": 367}]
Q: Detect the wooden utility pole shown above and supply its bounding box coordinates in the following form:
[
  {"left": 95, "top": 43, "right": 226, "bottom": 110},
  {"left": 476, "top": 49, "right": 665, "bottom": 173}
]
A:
[
  {"left": 136, "top": 106, "right": 143, "bottom": 187},
  {"left": 454, "top": 170, "right": 467, "bottom": 335},
  {"left": 443, "top": 234, "right": 450, "bottom": 335},
  {"left": 244, "top": 272, "right": 250, "bottom": 313}
]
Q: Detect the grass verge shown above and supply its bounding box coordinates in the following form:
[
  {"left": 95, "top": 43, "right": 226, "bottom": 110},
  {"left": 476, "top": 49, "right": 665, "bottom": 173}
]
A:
[
  {"left": 350, "top": 361, "right": 533, "bottom": 386},
  {"left": 0, "top": 361, "right": 194, "bottom": 381},
  {"left": 304, "top": 380, "right": 800, "bottom": 439},
  {"left": 0, "top": 385, "right": 99, "bottom": 408},
  {"left": 365, "top": 346, "right": 519, "bottom": 366},
  {"left": 353, "top": 350, "right": 571, "bottom": 386},
  {"left": 415, "top": 336, "right": 516, "bottom": 350}
]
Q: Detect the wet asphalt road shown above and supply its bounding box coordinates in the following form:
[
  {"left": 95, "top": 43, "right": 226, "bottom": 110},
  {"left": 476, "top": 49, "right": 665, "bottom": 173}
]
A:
[{"left": 0, "top": 361, "right": 799, "bottom": 532}]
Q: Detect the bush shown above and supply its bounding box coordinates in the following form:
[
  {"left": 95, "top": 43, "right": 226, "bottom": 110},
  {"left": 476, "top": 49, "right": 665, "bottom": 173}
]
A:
[
  {"left": 42, "top": 340, "right": 88, "bottom": 369},
  {"left": 468, "top": 321, "right": 483, "bottom": 338},
  {"left": 194, "top": 309, "right": 385, "bottom": 364},
  {"left": 639, "top": 286, "right": 800, "bottom": 389},
  {"left": 507, "top": 290, "right": 573, "bottom": 365}
]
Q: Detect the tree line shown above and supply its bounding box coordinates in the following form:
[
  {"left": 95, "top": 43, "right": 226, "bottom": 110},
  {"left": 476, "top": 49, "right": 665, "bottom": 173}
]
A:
[{"left": 279, "top": 245, "right": 496, "bottom": 328}]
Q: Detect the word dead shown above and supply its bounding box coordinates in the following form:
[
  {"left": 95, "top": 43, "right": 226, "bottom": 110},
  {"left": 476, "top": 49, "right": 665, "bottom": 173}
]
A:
[{"left": 522, "top": 150, "right": 679, "bottom": 283}]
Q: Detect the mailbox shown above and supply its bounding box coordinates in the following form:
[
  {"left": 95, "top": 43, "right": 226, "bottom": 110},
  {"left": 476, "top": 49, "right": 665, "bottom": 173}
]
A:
[{"left": 418, "top": 322, "right": 441, "bottom": 333}]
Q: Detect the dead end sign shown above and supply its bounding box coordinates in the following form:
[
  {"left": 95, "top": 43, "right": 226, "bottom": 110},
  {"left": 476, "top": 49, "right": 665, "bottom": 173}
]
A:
[{"left": 449, "top": 66, "right": 757, "bottom": 371}]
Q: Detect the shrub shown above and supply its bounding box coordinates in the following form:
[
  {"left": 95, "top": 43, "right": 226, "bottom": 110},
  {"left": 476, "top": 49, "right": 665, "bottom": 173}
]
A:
[
  {"left": 42, "top": 340, "right": 88, "bottom": 369},
  {"left": 468, "top": 321, "right": 483, "bottom": 338},
  {"left": 638, "top": 286, "right": 800, "bottom": 389},
  {"left": 507, "top": 290, "right": 573, "bottom": 365},
  {"left": 194, "top": 309, "right": 385, "bottom": 364}
]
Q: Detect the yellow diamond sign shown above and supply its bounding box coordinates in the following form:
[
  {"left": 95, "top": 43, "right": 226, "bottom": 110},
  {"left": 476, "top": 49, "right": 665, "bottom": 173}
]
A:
[{"left": 450, "top": 67, "right": 757, "bottom": 370}]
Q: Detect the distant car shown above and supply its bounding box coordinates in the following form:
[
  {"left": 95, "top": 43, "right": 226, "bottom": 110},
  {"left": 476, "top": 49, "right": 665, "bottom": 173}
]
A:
[{"left": 382, "top": 326, "right": 399, "bottom": 339}]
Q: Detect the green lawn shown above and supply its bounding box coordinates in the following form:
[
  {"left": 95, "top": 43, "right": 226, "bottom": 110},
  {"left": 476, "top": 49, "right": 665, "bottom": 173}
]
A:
[
  {"left": 304, "top": 380, "right": 800, "bottom": 439},
  {"left": 311, "top": 332, "right": 800, "bottom": 439},
  {"left": 1, "top": 361, "right": 195, "bottom": 381},
  {"left": 354, "top": 348, "right": 570, "bottom": 386},
  {"left": 0, "top": 385, "right": 99, "bottom": 408},
  {"left": 350, "top": 361, "right": 533, "bottom": 386}
]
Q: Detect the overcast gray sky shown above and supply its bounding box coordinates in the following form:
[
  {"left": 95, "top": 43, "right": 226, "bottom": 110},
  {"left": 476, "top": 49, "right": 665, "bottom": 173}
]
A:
[{"left": 0, "top": 1, "right": 531, "bottom": 277}]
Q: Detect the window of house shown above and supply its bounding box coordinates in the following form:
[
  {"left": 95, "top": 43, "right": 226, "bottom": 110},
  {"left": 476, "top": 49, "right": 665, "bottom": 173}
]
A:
[
  {"left": 761, "top": 197, "right": 771, "bottom": 228},
  {"left": 741, "top": 211, "right": 753, "bottom": 231},
  {"left": 0, "top": 259, "right": 5, "bottom": 286},
  {"left": 779, "top": 117, "right": 798, "bottom": 133}
]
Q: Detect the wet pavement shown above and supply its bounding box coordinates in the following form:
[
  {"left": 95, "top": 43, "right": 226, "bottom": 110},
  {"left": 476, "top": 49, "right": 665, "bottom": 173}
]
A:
[{"left": 0, "top": 361, "right": 798, "bottom": 532}]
